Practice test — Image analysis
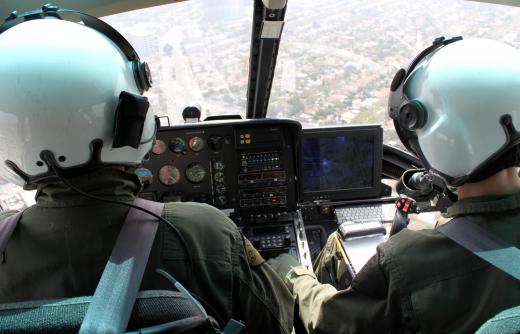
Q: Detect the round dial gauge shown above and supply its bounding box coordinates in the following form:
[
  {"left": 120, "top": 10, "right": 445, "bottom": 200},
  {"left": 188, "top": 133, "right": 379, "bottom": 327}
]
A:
[
  {"left": 216, "top": 184, "right": 226, "bottom": 194},
  {"left": 134, "top": 168, "right": 153, "bottom": 187},
  {"left": 188, "top": 136, "right": 205, "bottom": 152},
  {"left": 158, "top": 165, "right": 181, "bottom": 185},
  {"left": 152, "top": 139, "right": 166, "bottom": 155},
  {"left": 169, "top": 138, "right": 186, "bottom": 154},
  {"left": 185, "top": 163, "right": 206, "bottom": 183},
  {"left": 214, "top": 172, "right": 225, "bottom": 183},
  {"left": 213, "top": 160, "right": 225, "bottom": 171}
]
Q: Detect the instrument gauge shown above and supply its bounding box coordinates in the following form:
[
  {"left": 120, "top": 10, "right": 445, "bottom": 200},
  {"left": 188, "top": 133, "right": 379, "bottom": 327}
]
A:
[
  {"left": 213, "top": 160, "right": 225, "bottom": 171},
  {"left": 214, "top": 172, "right": 225, "bottom": 183},
  {"left": 185, "top": 163, "right": 206, "bottom": 184},
  {"left": 169, "top": 138, "right": 186, "bottom": 154},
  {"left": 158, "top": 165, "right": 181, "bottom": 185},
  {"left": 152, "top": 139, "right": 166, "bottom": 155},
  {"left": 188, "top": 136, "right": 205, "bottom": 152},
  {"left": 216, "top": 184, "right": 227, "bottom": 195},
  {"left": 134, "top": 168, "right": 153, "bottom": 187}
]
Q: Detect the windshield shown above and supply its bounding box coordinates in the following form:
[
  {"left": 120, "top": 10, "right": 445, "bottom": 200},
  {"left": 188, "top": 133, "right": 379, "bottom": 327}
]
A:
[
  {"left": 104, "top": 0, "right": 253, "bottom": 124},
  {"left": 103, "top": 0, "right": 520, "bottom": 146},
  {"left": 1, "top": 0, "right": 520, "bottom": 210},
  {"left": 271, "top": 0, "right": 520, "bottom": 146}
]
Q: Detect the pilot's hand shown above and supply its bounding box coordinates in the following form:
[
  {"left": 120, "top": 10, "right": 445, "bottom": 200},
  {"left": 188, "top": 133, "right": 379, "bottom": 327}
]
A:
[{"left": 267, "top": 253, "right": 301, "bottom": 280}]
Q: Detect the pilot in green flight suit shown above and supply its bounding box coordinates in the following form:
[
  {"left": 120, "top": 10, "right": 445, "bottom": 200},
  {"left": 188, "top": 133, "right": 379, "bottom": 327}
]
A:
[
  {"left": 269, "top": 38, "right": 520, "bottom": 333},
  {"left": 0, "top": 15, "right": 294, "bottom": 334}
]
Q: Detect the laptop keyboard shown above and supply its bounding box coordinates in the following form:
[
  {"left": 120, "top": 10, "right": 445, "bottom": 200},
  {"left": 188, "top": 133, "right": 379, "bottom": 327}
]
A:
[{"left": 335, "top": 203, "right": 396, "bottom": 224}]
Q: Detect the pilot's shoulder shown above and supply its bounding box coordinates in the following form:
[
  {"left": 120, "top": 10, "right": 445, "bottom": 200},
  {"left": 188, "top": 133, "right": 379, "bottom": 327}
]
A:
[
  {"left": 162, "top": 201, "right": 237, "bottom": 233},
  {"left": 378, "top": 227, "right": 484, "bottom": 286},
  {"left": 380, "top": 227, "right": 459, "bottom": 265},
  {"left": 382, "top": 227, "right": 450, "bottom": 252}
]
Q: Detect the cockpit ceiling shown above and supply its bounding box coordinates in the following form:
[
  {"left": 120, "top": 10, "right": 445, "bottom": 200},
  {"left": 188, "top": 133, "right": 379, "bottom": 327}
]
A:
[
  {"left": 467, "top": 0, "right": 520, "bottom": 7},
  {"left": 0, "top": 0, "right": 188, "bottom": 20},
  {"left": 1, "top": 0, "right": 518, "bottom": 24}
]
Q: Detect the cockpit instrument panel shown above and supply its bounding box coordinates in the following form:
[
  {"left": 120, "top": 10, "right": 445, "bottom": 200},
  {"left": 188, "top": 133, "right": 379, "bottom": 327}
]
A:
[{"left": 137, "top": 119, "right": 301, "bottom": 216}]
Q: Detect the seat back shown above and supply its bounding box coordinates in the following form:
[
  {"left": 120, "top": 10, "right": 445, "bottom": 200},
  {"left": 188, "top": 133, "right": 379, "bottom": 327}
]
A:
[
  {"left": 0, "top": 290, "right": 211, "bottom": 334},
  {"left": 476, "top": 305, "right": 520, "bottom": 334}
]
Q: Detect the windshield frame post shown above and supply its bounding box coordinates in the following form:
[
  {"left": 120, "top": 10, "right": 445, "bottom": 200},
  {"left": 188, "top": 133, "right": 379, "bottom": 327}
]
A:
[{"left": 246, "top": 0, "right": 287, "bottom": 119}]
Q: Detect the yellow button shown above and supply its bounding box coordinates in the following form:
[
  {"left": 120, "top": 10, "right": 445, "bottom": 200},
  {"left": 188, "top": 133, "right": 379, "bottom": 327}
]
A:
[
  {"left": 245, "top": 139, "right": 251, "bottom": 144},
  {"left": 245, "top": 134, "right": 251, "bottom": 139}
]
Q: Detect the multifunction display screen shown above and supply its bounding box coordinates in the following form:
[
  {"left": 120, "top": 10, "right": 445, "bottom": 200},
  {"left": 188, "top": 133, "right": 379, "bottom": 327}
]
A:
[{"left": 303, "top": 135, "right": 374, "bottom": 193}]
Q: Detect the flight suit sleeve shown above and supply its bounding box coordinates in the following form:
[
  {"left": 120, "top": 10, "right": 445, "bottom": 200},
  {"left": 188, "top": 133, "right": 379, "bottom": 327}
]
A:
[
  {"left": 233, "top": 236, "right": 295, "bottom": 334},
  {"left": 285, "top": 249, "right": 406, "bottom": 334}
]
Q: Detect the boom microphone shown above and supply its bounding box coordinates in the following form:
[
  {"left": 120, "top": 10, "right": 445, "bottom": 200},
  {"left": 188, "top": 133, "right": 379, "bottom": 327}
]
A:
[
  {"left": 408, "top": 170, "right": 434, "bottom": 193},
  {"left": 396, "top": 169, "right": 434, "bottom": 198}
]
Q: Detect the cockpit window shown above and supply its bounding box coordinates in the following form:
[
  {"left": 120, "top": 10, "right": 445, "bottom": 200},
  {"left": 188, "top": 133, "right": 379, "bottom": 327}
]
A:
[
  {"left": 271, "top": 0, "right": 520, "bottom": 147},
  {"left": 103, "top": 0, "right": 252, "bottom": 125},
  {"left": 103, "top": 0, "right": 520, "bottom": 147},
  {"left": 1, "top": 0, "right": 519, "bottom": 210}
]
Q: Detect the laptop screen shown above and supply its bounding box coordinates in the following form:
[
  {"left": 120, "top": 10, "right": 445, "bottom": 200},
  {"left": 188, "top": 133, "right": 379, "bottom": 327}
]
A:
[{"left": 301, "top": 126, "right": 383, "bottom": 202}]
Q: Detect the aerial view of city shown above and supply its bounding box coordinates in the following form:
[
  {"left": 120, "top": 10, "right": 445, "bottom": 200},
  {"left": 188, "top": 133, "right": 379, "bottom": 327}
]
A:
[
  {"left": 1, "top": 0, "right": 520, "bottom": 210},
  {"left": 104, "top": 0, "right": 520, "bottom": 142}
]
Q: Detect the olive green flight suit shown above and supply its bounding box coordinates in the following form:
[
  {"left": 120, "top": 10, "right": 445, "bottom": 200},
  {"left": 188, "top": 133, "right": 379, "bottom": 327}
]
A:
[
  {"left": 286, "top": 193, "right": 520, "bottom": 334},
  {"left": 0, "top": 169, "right": 294, "bottom": 334}
]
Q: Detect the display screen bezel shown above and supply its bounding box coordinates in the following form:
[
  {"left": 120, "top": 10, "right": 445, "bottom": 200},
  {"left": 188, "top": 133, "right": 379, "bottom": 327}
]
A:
[{"left": 301, "top": 125, "right": 383, "bottom": 202}]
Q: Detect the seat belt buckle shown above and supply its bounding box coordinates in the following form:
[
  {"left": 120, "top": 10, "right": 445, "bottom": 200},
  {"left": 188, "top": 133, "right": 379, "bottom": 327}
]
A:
[{"left": 221, "top": 319, "right": 246, "bottom": 334}]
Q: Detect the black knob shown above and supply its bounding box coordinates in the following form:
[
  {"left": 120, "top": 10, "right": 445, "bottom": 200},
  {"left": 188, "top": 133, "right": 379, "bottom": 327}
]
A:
[
  {"left": 216, "top": 196, "right": 227, "bottom": 207},
  {"left": 252, "top": 238, "right": 261, "bottom": 248},
  {"left": 7, "top": 11, "right": 18, "bottom": 21},
  {"left": 42, "top": 3, "right": 59, "bottom": 12},
  {"left": 320, "top": 205, "right": 332, "bottom": 215},
  {"left": 208, "top": 136, "right": 223, "bottom": 151},
  {"left": 283, "top": 235, "right": 291, "bottom": 246}
]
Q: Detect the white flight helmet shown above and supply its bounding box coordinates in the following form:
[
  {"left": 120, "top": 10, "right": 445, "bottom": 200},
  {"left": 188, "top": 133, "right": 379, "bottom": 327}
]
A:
[
  {"left": 389, "top": 37, "right": 520, "bottom": 186},
  {"left": 0, "top": 6, "right": 155, "bottom": 189}
]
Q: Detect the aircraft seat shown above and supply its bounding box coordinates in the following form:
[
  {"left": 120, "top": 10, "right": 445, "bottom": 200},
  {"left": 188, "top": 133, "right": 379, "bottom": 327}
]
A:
[
  {"left": 476, "top": 305, "right": 520, "bottom": 334},
  {"left": 0, "top": 290, "right": 214, "bottom": 333}
]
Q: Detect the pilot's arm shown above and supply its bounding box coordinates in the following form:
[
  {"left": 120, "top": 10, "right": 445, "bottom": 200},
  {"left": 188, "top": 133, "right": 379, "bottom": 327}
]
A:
[
  {"left": 270, "top": 247, "right": 408, "bottom": 334},
  {"left": 233, "top": 237, "right": 296, "bottom": 334}
]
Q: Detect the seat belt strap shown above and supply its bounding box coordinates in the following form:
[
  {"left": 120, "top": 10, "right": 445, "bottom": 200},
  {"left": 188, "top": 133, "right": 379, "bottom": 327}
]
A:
[
  {"left": 0, "top": 210, "right": 25, "bottom": 255},
  {"left": 79, "top": 198, "right": 165, "bottom": 334},
  {"left": 437, "top": 217, "right": 520, "bottom": 281}
]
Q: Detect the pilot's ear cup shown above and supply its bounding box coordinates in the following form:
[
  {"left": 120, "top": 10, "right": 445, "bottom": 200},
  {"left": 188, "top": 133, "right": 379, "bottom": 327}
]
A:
[
  {"left": 398, "top": 100, "right": 427, "bottom": 130},
  {"left": 134, "top": 61, "right": 153, "bottom": 93}
]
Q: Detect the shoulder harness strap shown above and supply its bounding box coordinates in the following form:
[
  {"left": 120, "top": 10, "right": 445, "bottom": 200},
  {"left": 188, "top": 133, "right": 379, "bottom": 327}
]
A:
[
  {"left": 0, "top": 210, "right": 25, "bottom": 256},
  {"left": 437, "top": 216, "right": 520, "bottom": 281},
  {"left": 79, "top": 198, "right": 165, "bottom": 334}
]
